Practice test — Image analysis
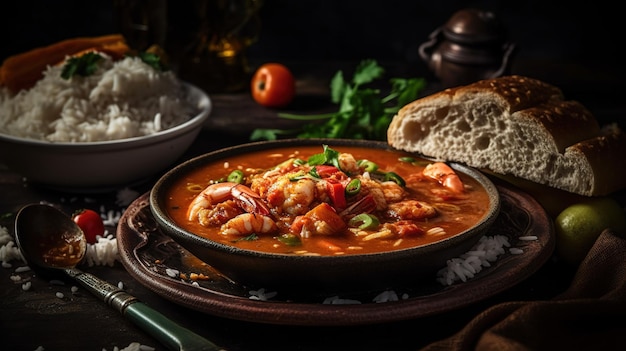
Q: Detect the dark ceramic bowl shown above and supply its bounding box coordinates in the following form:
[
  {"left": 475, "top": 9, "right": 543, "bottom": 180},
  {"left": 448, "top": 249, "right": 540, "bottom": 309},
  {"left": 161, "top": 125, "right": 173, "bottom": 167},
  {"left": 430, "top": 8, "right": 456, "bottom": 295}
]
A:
[{"left": 150, "top": 138, "right": 501, "bottom": 294}]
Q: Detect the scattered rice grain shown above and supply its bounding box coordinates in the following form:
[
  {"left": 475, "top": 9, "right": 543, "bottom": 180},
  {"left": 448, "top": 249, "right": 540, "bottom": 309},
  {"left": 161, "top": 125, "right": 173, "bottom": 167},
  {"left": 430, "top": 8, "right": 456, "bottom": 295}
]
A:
[
  {"left": 436, "top": 235, "right": 510, "bottom": 286},
  {"left": 373, "top": 290, "right": 399, "bottom": 303},
  {"left": 15, "top": 265, "right": 31, "bottom": 273},
  {"left": 248, "top": 288, "right": 278, "bottom": 301},
  {"left": 84, "top": 236, "right": 119, "bottom": 267},
  {"left": 518, "top": 235, "right": 538, "bottom": 241},
  {"left": 322, "top": 296, "right": 362, "bottom": 305},
  {"left": 165, "top": 268, "right": 180, "bottom": 278}
]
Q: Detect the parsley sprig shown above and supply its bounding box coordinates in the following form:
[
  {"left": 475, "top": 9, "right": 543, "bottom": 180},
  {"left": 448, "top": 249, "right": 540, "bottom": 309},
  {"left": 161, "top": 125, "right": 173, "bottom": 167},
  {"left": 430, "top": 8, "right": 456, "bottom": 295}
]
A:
[
  {"left": 60, "top": 51, "right": 168, "bottom": 80},
  {"left": 61, "top": 52, "right": 103, "bottom": 79},
  {"left": 250, "top": 59, "right": 426, "bottom": 141}
]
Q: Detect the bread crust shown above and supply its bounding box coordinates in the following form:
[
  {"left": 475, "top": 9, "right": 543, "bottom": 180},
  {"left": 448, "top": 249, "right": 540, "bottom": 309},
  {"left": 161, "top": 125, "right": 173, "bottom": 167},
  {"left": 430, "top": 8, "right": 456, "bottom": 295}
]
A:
[{"left": 387, "top": 75, "right": 626, "bottom": 196}]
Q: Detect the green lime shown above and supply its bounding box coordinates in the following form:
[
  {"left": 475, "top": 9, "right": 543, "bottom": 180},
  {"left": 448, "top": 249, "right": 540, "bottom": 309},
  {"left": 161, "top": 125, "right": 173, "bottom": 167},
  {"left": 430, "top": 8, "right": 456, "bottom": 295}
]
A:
[{"left": 555, "top": 197, "right": 626, "bottom": 266}]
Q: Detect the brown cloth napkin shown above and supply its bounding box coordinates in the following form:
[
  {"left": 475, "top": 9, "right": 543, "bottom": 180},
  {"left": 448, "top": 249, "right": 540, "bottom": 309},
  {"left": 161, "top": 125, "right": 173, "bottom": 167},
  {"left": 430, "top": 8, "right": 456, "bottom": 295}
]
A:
[{"left": 420, "top": 229, "right": 626, "bottom": 351}]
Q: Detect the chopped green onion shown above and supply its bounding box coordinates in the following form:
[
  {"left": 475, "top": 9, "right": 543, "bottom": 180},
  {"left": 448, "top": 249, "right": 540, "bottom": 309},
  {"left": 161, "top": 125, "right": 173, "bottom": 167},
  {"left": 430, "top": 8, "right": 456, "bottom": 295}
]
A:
[
  {"left": 345, "top": 178, "right": 361, "bottom": 196},
  {"left": 227, "top": 170, "right": 244, "bottom": 184},
  {"left": 357, "top": 159, "right": 378, "bottom": 172},
  {"left": 399, "top": 156, "right": 430, "bottom": 167},
  {"left": 348, "top": 213, "right": 380, "bottom": 230},
  {"left": 277, "top": 233, "right": 302, "bottom": 246},
  {"left": 384, "top": 172, "right": 406, "bottom": 187}
]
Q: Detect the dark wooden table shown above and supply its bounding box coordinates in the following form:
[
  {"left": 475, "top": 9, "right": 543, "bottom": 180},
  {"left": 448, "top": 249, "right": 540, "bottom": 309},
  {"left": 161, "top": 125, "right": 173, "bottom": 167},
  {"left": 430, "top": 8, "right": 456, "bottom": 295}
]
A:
[{"left": 0, "top": 60, "right": 622, "bottom": 350}]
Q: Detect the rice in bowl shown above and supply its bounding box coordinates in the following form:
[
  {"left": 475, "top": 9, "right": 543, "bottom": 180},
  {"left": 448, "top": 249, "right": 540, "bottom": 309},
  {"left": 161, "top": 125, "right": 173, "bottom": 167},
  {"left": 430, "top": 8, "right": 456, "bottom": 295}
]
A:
[
  {"left": 0, "top": 53, "right": 195, "bottom": 142},
  {"left": 0, "top": 51, "right": 211, "bottom": 191}
]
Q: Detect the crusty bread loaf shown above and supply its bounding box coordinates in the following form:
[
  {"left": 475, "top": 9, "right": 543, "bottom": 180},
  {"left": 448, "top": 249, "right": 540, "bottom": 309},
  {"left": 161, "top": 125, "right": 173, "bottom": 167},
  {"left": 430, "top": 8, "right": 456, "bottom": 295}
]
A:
[{"left": 387, "top": 75, "right": 626, "bottom": 196}]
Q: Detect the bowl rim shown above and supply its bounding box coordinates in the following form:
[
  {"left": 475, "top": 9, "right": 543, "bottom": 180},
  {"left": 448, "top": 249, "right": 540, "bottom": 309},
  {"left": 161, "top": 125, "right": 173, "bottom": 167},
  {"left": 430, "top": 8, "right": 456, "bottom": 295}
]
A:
[
  {"left": 150, "top": 138, "right": 501, "bottom": 262},
  {"left": 0, "top": 82, "right": 211, "bottom": 150}
]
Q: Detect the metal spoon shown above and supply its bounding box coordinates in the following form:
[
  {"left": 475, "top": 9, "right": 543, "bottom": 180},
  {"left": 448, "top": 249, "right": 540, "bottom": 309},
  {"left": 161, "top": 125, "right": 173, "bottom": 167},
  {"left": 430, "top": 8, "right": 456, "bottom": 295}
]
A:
[{"left": 14, "top": 203, "right": 225, "bottom": 351}]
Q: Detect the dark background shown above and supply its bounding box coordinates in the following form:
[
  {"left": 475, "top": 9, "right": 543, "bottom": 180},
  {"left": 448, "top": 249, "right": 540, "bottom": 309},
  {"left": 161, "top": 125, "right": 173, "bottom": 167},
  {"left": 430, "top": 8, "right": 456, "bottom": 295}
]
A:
[
  {"left": 1, "top": 0, "right": 623, "bottom": 111},
  {"left": 1, "top": 1, "right": 620, "bottom": 65}
]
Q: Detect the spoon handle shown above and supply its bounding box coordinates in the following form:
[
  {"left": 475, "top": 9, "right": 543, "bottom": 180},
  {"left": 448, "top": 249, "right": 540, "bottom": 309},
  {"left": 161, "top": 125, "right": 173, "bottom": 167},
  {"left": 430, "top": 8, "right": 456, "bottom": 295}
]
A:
[{"left": 65, "top": 267, "right": 225, "bottom": 351}]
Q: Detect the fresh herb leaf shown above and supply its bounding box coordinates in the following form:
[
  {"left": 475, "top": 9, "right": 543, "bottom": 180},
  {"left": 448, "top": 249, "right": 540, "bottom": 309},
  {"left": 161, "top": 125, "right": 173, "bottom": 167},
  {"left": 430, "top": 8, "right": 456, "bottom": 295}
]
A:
[
  {"left": 61, "top": 52, "right": 103, "bottom": 79},
  {"left": 138, "top": 51, "right": 169, "bottom": 71},
  {"left": 250, "top": 59, "right": 426, "bottom": 141},
  {"left": 307, "top": 145, "right": 340, "bottom": 168},
  {"left": 351, "top": 59, "right": 385, "bottom": 86}
]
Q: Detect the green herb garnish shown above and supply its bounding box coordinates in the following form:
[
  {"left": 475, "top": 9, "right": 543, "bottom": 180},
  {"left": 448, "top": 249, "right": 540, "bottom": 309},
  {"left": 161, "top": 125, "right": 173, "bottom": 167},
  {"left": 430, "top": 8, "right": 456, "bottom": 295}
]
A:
[
  {"left": 250, "top": 59, "right": 426, "bottom": 141},
  {"left": 61, "top": 52, "right": 103, "bottom": 79},
  {"left": 138, "top": 51, "right": 168, "bottom": 72},
  {"left": 307, "top": 145, "right": 341, "bottom": 168}
]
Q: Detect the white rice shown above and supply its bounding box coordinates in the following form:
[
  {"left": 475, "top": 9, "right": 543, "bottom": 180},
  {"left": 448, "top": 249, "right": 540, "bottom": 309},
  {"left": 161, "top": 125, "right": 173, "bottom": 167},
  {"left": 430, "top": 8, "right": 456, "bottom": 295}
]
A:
[
  {"left": 323, "top": 295, "right": 362, "bottom": 305},
  {"left": 248, "top": 288, "right": 278, "bottom": 301},
  {"left": 0, "top": 54, "right": 193, "bottom": 142},
  {"left": 436, "top": 235, "right": 511, "bottom": 286},
  {"left": 0, "top": 226, "right": 24, "bottom": 265},
  {"left": 83, "top": 235, "right": 119, "bottom": 267}
]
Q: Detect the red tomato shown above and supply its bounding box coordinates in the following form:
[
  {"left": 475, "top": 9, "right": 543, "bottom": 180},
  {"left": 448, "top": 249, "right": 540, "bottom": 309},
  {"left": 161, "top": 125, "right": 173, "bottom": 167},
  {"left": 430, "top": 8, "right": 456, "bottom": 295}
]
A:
[
  {"left": 251, "top": 63, "right": 295, "bottom": 108},
  {"left": 72, "top": 209, "right": 105, "bottom": 244}
]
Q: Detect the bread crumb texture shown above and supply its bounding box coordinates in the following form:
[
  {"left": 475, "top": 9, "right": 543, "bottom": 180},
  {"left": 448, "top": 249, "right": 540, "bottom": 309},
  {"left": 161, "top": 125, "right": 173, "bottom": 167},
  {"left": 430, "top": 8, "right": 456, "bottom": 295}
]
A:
[{"left": 387, "top": 75, "right": 626, "bottom": 196}]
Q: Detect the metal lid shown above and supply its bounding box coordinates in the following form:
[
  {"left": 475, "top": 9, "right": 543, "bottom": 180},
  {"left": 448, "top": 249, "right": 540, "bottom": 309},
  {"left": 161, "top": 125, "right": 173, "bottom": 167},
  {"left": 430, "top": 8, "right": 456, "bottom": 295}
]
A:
[{"left": 442, "top": 8, "right": 505, "bottom": 45}]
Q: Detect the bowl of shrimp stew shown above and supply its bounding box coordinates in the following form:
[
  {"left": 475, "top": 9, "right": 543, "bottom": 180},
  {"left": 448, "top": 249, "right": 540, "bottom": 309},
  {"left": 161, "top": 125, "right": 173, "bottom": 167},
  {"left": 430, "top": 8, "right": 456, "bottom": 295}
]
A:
[{"left": 150, "top": 138, "right": 501, "bottom": 294}]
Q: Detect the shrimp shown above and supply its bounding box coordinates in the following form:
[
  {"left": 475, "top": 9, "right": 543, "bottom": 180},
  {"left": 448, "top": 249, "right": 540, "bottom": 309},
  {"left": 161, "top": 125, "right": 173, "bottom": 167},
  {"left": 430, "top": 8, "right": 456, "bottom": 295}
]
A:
[
  {"left": 338, "top": 152, "right": 360, "bottom": 174},
  {"left": 291, "top": 203, "right": 347, "bottom": 238},
  {"left": 423, "top": 162, "right": 465, "bottom": 193},
  {"left": 380, "top": 181, "right": 407, "bottom": 203},
  {"left": 187, "top": 182, "right": 270, "bottom": 222},
  {"left": 197, "top": 200, "right": 243, "bottom": 227},
  {"left": 265, "top": 176, "right": 317, "bottom": 216},
  {"left": 220, "top": 213, "right": 278, "bottom": 236},
  {"left": 358, "top": 177, "right": 388, "bottom": 211},
  {"left": 385, "top": 200, "right": 438, "bottom": 220}
]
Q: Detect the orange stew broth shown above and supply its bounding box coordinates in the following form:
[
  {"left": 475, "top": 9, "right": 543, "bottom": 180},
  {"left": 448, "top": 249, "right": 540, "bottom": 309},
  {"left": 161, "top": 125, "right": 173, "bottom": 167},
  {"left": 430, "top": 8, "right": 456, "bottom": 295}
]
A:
[{"left": 164, "top": 145, "right": 492, "bottom": 256}]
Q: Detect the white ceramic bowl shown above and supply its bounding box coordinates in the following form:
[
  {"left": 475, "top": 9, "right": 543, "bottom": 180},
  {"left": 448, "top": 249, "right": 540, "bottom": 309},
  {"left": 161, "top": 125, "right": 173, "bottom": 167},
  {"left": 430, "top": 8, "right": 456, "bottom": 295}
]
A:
[{"left": 0, "top": 83, "right": 211, "bottom": 192}]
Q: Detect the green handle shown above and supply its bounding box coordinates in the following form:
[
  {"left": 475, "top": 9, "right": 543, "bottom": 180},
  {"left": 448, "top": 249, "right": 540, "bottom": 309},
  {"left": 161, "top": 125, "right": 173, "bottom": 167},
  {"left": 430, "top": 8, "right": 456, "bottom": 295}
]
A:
[
  {"left": 64, "top": 268, "right": 225, "bottom": 351},
  {"left": 124, "top": 301, "right": 225, "bottom": 351}
]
